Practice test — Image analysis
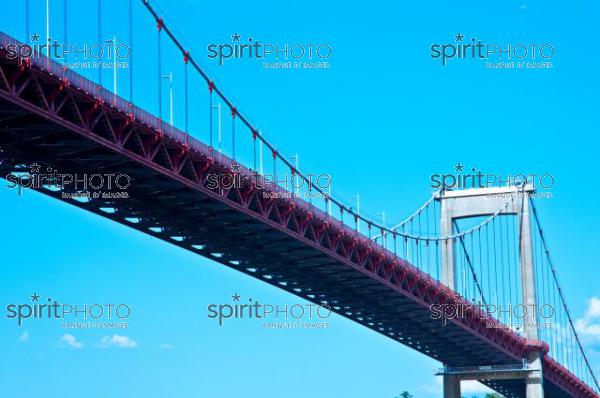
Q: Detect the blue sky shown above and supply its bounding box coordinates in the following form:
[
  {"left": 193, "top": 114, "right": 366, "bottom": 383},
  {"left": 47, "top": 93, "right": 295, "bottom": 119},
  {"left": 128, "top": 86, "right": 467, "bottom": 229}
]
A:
[{"left": 1, "top": 0, "right": 600, "bottom": 397}]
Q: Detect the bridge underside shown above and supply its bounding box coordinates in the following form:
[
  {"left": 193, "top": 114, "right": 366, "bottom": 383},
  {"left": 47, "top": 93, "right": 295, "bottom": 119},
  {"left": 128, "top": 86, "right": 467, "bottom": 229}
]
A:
[{"left": 0, "top": 47, "right": 593, "bottom": 398}]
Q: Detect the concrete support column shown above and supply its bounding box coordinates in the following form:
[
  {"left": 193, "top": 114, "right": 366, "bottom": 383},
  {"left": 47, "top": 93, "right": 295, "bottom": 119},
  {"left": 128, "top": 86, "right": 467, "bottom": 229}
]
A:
[
  {"left": 443, "top": 374, "right": 461, "bottom": 398},
  {"left": 519, "top": 198, "right": 544, "bottom": 398},
  {"left": 440, "top": 198, "right": 455, "bottom": 290},
  {"left": 519, "top": 197, "right": 538, "bottom": 340},
  {"left": 525, "top": 351, "right": 545, "bottom": 398}
]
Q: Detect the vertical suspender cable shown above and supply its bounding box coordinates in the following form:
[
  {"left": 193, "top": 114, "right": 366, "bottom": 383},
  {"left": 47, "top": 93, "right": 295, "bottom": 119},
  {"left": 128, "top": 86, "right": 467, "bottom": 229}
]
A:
[
  {"left": 512, "top": 201, "right": 520, "bottom": 307},
  {"left": 157, "top": 19, "right": 162, "bottom": 120},
  {"left": 98, "top": 0, "right": 102, "bottom": 85},
  {"left": 409, "top": 218, "right": 414, "bottom": 266},
  {"left": 504, "top": 215, "right": 513, "bottom": 307},
  {"left": 253, "top": 130, "right": 257, "bottom": 171},
  {"left": 478, "top": 228, "right": 483, "bottom": 301},
  {"left": 433, "top": 198, "right": 440, "bottom": 280},
  {"left": 129, "top": 0, "right": 133, "bottom": 103},
  {"left": 486, "top": 223, "right": 491, "bottom": 305},
  {"left": 533, "top": 224, "right": 542, "bottom": 341},
  {"left": 209, "top": 83, "right": 213, "bottom": 149},
  {"left": 550, "top": 237, "right": 558, "bottom": 355},
  {"left": 435, "top": 240, "right": 440, "bottom": 281},
  {"left": 25, "top": 0, "right": 30, "bottom": 42},
  {"left": 426, "top": 205, "right": 430, "bottom": 274},
  {"left": 418, "top": 211, "right": 423, "bottom": 272},
  {"left": 493, "top": 218, "right": 499, "bottom": 311},
  {"left": 538, "top": 231, "right": 548, "bottom": 350},
  {"left": 184, "top": 53, "right": 189, "bottom": 134},
  {"left": 272, "top": 149, "right": 276, "bottom": 179},
  {"left": 568, "top": 316, "right": 575, "bottom": 373},
  {"left": 63, "top": 0, "right": 67, "bottom": 63},
  {"left": 231, "top": 107, "right": 236, "bottom": 159},
  {"left": 499, "top": 216, "right": 506, "bottom": 320},
  {"left": 472, "top": 233, "right": 476, "bottom": 300}
]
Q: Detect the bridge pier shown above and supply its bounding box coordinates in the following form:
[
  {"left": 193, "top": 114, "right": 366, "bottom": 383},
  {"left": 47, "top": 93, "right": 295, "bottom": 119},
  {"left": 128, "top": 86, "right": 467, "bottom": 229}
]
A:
[
  {"left": 437, "top": 360, "right": 546, "bottom": 398},
  {"left": 525, "top": 351, "right": 544, "bottom": 398},
  {"left": 443, "top": 374, "right": 461, "bottom": 398}
]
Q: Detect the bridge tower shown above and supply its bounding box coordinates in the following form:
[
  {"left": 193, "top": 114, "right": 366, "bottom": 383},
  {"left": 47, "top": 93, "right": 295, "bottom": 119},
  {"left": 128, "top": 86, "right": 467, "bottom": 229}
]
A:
[{"left": 438, "top": 185, "right": 544, "bottom": 398}]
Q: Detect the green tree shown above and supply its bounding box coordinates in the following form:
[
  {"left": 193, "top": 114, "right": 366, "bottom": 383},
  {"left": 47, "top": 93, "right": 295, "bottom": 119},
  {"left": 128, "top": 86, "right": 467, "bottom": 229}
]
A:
[{"left": 395, "top": 392, "right": 413, "bottom": 398}]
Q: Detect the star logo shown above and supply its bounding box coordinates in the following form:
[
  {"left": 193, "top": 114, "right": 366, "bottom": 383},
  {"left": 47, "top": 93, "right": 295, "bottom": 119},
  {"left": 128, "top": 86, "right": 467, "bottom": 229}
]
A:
[
  {"left": 454, "top": 163, "right": 465, "bottom": 172},
  {"left": 232, "top": 293, "right": 241, "bottom": 302},
  {"left": 454, "top": 33, "right": 465, "bottom": 42},
  {"left": 231, "top": 33, "right": 241, "bottom": 42},
  {"left": 31, "top": 293, "right": 40, "bottom": 302},
  {"left": 30, "top": 33, "right": 40, "bottom": 42},
  {"left": 30, "top": 163, "right": 41, "bottom": 173},
  {"left": 231, "top": 162, "right": 241, "bottom": 173}
]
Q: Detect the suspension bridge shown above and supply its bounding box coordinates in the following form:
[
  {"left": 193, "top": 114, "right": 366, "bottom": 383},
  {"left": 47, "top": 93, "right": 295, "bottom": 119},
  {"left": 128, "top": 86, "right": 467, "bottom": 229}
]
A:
[{"left": 0, "top": 1, "right": 597, "bottom": 397}]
